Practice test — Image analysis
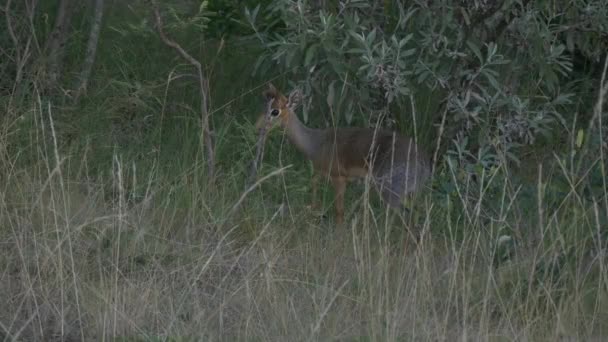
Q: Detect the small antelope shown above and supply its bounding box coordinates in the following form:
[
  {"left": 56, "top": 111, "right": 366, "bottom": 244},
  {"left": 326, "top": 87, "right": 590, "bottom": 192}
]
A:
[{"left": 257, "top": 84, "right": 431, "bottom": 224}]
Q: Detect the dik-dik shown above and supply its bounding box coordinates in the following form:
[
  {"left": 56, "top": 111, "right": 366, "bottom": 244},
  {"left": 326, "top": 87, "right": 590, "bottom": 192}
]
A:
[{"left": 257, "top": 84, "right": 431, "bottom": 224}]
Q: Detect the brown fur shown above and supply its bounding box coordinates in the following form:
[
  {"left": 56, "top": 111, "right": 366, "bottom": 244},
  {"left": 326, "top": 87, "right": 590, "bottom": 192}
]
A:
[{"left": 258, "top": 84, "right": 431, "bottom": 224}]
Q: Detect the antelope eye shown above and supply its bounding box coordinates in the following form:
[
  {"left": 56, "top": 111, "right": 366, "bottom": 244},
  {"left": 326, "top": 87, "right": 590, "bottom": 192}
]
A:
[{"left": 270, "top": 109, "right": 280, "bottom": 117}]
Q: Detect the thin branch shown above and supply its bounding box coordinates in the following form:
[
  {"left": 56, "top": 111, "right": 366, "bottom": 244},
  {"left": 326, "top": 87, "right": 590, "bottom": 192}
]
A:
[
  {"left": 150, "top": 0, "right": 215, "bottom": 182},
  {"left": 432, "top": 98, "right": 449, "bottom": 176},
  {"left": 593, "top": 53, "right": 608, "bottom": 121},
  {"left": 4, "top": 0, "right": 22, "bottom": 83},
  {"left": 74, "top": 0, "right": 104, "bottom": 100},
  {"left": 226, "top": 165, "right": 292, "bottom": 225},
  {"left": 4, "top": 0, "right": 18, "bottom": 54},
  {"left": 246, "top": 86, "right": 298, "bottom": 188},
  {"left": 247, "top": 123, "right": 268, "bottom": 189},
  {"left": 45, "top": 0, "right": 74, "bottom": 89},
  {"left": 152, "top": 7, "right": 203, "bottom": 72},
  {"left": 25, "top": 0, "right": 42, "bottom": 58},
  {"left": 489, "top": 0, "right": 531, "bottom": 42},
  {"left": 574, "top": 53, "right": 608, "bottom": 181}
]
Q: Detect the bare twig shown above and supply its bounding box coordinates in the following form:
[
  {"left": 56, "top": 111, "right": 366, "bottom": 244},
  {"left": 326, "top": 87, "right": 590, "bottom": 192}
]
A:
[
  {"left": 150, "top": 0, "right": 215, "bottom": 182},
  {"left": 247, "top": 127, "right": 268, "bottom": 189},
  {"left": 577, "top": 53, "right": 608, "bottom": 169},
  {"left": 25, "top": 0, "right": 41, "bottom": 56},
  {"left": 4, "top": 0, "right": 20, "bottom": 71},
  {"left": 246, "top": 90, "right": 280, "bottom": 189},
  {"left": 4, "top": 0, "right": 27, "bottom": 85},
  {"left": 45, "top": 0, "right": 74, "bottom": 89},
  {"left": 592, "top": 53, "right": 608, "bottom": 125},
  {"left": 432, "top": 98, "right": 450, "bottom": 176},
  {"left": 73, "top": 0, "right": 104, "bottom": 101},
  {"left": 594, "top": 53, "right": 608, "bottom": 214},
  {"left": 489, "top": 0, "right": 531, "bottom": 42},
  {"left": 225, "top": 165, "right": 292, "bottom": 228}
]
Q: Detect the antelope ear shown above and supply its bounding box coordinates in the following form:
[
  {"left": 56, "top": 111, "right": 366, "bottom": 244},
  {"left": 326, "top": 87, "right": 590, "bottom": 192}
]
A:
[
  {"left": 287, "top": 88, "right": 302, "bottom": 111},
  {"left": 263, "top": 83, "right": 278, "bottom": 100}
]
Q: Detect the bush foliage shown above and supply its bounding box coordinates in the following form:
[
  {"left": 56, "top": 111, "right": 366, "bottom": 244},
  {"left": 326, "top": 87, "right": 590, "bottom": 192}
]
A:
[{"left": 1, "top": 0, "right": 607, "bottom": 340}]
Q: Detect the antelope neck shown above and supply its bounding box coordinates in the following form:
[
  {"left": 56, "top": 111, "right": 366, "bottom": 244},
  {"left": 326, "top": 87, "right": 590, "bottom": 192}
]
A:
[{"left": 283, "top": 110, "right": 321, "bottom": 160}]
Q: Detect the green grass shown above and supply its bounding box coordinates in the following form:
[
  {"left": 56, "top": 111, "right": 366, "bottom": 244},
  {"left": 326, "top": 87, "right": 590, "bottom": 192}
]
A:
[
  {"left": 1, "top": 93, "right": 607, "bottom": 340},
  {"left": 1, "top": 4, "right": 608, "bottom": 340}
]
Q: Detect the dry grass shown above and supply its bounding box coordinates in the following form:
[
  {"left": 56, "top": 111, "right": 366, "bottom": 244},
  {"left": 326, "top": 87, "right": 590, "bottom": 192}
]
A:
[
  {"left": 1, "top": 124, "right": 607, "bottom": 342},
  {"left": 1, "top": 67, "right": 607, "bottom": 340}
]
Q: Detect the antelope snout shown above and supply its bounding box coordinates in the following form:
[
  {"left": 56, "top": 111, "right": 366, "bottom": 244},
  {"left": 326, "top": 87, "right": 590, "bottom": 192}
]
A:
[{"left": 255, "top": 114, "right": 267, "bottom": 131}]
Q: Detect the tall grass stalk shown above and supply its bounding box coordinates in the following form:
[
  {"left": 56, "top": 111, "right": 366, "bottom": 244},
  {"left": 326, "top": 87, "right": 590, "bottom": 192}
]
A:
[{"left": 1, "top": 89, "right": 607, "bottom": 340}]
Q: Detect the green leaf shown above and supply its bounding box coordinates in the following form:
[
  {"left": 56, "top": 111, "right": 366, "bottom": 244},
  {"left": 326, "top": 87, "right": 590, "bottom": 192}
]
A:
[
  {"left": 345, "top": 101, "right": 354, "bottom": 125},
  {"left": 399, "top": 33, "right": 413, "bottom": 47},
  {"left": 346, "top": 48, "right": 366, "bottom": 54},
  {"left": 402, "top": 48, "right": 416, "bottom": 57},
  {"left": 576, "top": 129, "right": 584, "bottom": 148},
  {"left": 366, "top": 29, "right": 377, "bottom": 46},
  {"left": 349, "top": 31, "right": 366, "bottom": 44},
  {"left": 483, "top": 70, "right": 501, "bottom": 92},
  {"left": 326, "top": 80, "right": 336, "bottom": 108},
  {"left": 304, "top": 44, "right": 317, "bottom": 67},
  {"left": 466, "top": 41, "right": 483, "bottom": 63},
  {"left": 566, "top": 31, "right": 575, "bottom": 52},
  {"left": 245, "top": 4, "right": 260, "bottom": 24},
  {"left": 398, "top": 86, "right": 410, "bottom": 95},
  {"left": 199, "top": 1, "right": 209, "bottom": 14},
  {"left": 460, "top": 7, "right": 471, "bottom": 26}
]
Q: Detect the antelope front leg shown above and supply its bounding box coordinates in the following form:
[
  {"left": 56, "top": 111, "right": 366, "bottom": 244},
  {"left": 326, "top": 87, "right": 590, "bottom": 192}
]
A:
[
  {"left": 331, "top": 176, "right": 346, "bottom": 225},
  {"left": 310, "top": 172, "right": 319, "bottom": 211}
]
